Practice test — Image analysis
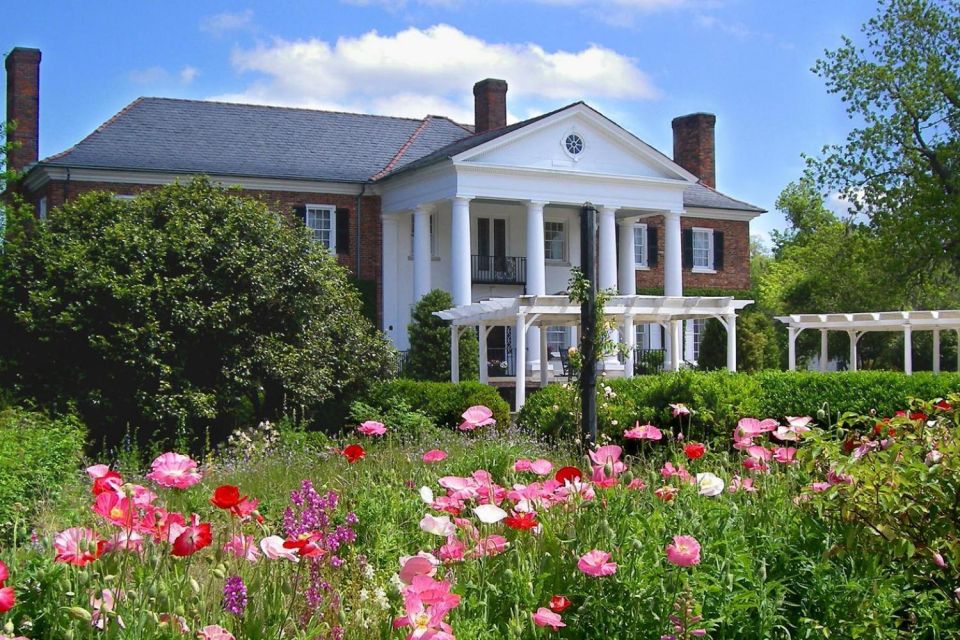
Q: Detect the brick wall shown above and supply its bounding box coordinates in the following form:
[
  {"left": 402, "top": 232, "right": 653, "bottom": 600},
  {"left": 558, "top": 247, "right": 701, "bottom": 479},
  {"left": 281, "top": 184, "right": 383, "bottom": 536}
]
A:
[
  {"left": 30, "top": 179, "right": 384, "bottom": 327},
  {"left": 634, "top": 215, "right": 750, "bottom": 291}
]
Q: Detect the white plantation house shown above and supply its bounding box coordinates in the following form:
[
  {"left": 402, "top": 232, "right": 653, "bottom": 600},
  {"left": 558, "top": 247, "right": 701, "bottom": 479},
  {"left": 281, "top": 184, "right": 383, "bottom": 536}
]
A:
[{"left": 8, "top": 48, "right": 765, "bottom": 388}]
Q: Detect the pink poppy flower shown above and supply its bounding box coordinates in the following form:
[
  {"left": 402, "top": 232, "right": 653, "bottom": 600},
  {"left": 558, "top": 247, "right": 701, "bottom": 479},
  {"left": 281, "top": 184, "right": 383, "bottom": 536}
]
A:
[
  {"left": 259, "top": 535, "right": 299, "bottom": 562},
  {"left": 0, "top": 586, "right": 14, "bottom": 614},
  {"left": 624, "top": 422, "right": 662, "bottom": 440},
  {"left": 170, "top": 515, "right": 212, "bottom": 557},
  {"left": 145, "top": 452, "right": 202, "bottom": 489},
  {"left": 530, "top": 459, "right": 553, "bottom": 475},
  {"left": 773, "top": 447, "right": 797, "bottom": 464},
  {"left": 736, "top": 417, "right": 778, "bottom": 438},
  {"left": 665, "top": 535, "right": 701, "bottom": 567},
  {"left": 91, "top": 588, "right": 124, "bottom": 630},
  {"left": 727, "top": 476, "right": 756, "bottom": 493},
  {"left": 103, "top": 530, "right": 144, "bottom": 554},
  {"left": 92, "top": 491, "right": 138, "bottom": 528},
  {"left": 474, "top": 535, "right": 509, "bottom": 557},
  {"left": 54, "top": 527, "right": 104, "bottom": 566},
  {"left": 420, "top": 514, "right": 456, "bottom": 537},
  {"left": 513, "top": 458, "right": 533, "bottom": 472},
  {"left": 826, "top": 468, "right": 854, "bottom": 485},
  {"left": 394, "top": 575, "right": 461, "bottom": 639},
  {"left": 627, "top": 477, "right": 647, "bottom": 490},
  {"left": 589, "top": 445, "right": 624, "bottom": 468},
  {"left": 223, "top": 534, "right": 260, "bottom": 562},
  {"left": 670, "top": 403, "right": 691, "bottom": 417},
  {"left": 810, "top": 481, "right": 831, "bottom": 493},
  {"left": 422, "top": 449, "right": 448, "bottom": 463},
  {"left": 0, "top": 559, "right": 7, "bottom": 584},
  {"left": 198, "top": 625, "right": 236, "bottom": 640},
  {"left": 357, "top": 420, "right": 387, "bottom": 436},
  {"left": 747, "top": 445, "right": 773, "bottom": 461},
  {"left": 591, "top": 465, "right": 618, "bottom": 489},
  {"left": 742, "top": 457, "right": 769, "bottom": 473},
  {"left": 655, "top": 485, "right": 679, "bottom": 501},
  {"left": 533, "top": 607, "right": 566, "bottom": 631},
  {"left": 438, "top": 536, "right": 466, "bottom": 563},
  {"left": 459, "top": 405, "right": 496, "bottom": 431},
  {"left": 399, "top": 553, "right": 439, "bottom": 584},
  {"left": 786, "top": 416, "right": 814, "bottom": 429},
  {"left": 577, "top": 549, "right": 618, "bottom": 577}
]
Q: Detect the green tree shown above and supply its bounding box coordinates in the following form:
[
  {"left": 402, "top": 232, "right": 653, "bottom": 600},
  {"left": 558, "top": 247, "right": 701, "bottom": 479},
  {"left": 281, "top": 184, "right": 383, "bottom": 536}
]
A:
[
  {"left": 406, "top": 289, "right": 479, "bottom": 382},
  {"left": 810, "top": 0, "right": 960, "bottom": 286},
  {"left": 0, "top": 177, "right": 393, "bottom": 444}
]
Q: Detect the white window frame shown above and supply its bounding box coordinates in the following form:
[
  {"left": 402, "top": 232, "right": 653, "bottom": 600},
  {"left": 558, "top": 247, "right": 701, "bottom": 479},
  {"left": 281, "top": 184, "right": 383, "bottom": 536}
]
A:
[
  {"left": 409, "top": 213, "right": 439, "bottom": 259},
  {"left": 691, "top": 227, "right": 715, "bottom": 273},
  {"left": 544, "top": 220, "right": 567, "bottom": 263},
  {"left": 306, "top": 204, "right": 336, "bottom": 252},
  {"left": 633, "top": 222, "right": 648, "bottom": 269},
  {"left": 635, "top": 323, "right": 650, "bottom": 350},
  {"left": 113, "top": 194, "right": 136, "bottom": 201},
  {"left": 692, "top": 318, "right": 707, "bottom": 361},
  {"left": 36, "top": 196, "right": 47, "bottom": 221},
  {"left": 546, "top": 326, "right": 570, "bottom": 356}
]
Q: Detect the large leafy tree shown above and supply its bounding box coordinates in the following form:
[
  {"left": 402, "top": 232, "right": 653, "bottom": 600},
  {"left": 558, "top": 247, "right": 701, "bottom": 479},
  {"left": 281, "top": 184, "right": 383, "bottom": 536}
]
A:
[
  {"left": 406, "top": 289, "right": 479, "bottom": 382},
  {"left": 810, "top": 0, "right": 960, "bottom": 286},
  {"left": 0, "top": 177, "right": 394, "bottom": 443}
]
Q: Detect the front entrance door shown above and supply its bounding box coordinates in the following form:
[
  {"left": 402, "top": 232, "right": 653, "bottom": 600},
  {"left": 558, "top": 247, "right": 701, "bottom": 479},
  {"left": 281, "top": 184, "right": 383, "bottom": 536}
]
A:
[{"left": 486, "top": 326, "right": 514, "bottom": 376}]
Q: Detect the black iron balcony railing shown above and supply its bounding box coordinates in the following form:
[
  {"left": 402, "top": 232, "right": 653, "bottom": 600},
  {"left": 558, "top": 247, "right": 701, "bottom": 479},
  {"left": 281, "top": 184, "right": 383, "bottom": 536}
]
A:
[{"left": 471, "top": 255, "right": 526, "bottom": 285}]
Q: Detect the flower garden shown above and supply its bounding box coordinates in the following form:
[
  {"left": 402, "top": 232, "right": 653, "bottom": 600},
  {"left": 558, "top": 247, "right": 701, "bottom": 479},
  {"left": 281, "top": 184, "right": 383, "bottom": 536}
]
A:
[{"left": 0, "top": 385, "right": 958, "bottom": 640}]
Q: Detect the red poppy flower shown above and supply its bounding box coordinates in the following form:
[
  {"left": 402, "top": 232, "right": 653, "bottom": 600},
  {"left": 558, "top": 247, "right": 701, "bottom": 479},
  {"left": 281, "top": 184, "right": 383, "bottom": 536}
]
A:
[
  {"left": 171, "top": 519, "right": 212, "bottom": 557},
  {"left": 283, "top": 533, "right": 327, "bottom": 558},
  {"left": 0, "top": 586, "right": 13, "bottom": 613},
  {"left": 504, "top": 512, "right": 539, "bottom": 530},
  {"left": 92, "top": 470, "right": 123, "bottom": 496},
  {"left": 935, "top": 400, "right": 952, "bottom": 412},
  {"left": 342, "top": 444, "right": 365, "bottom": 464},
  {"left": 0, "top": 559, "right": 8, "bottom": 584},
  {"left": 683, "top": 442, "right": 706, "bottom": 460},
  {"left": 555, "top": 466, "right": 583, "bottom": 484},
  {"left": 549, "top": 595, "right": 572, "bottom": 613},
  {"left": 210, "top": 485, "right": 243, "bottom": 510}
]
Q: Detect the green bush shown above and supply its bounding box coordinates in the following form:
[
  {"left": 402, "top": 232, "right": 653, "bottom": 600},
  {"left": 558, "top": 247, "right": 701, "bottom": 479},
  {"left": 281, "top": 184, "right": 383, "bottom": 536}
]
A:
[
  {"left": 406, "top": 289, "right": 479, "bottom": 381},
  {"left": 0, "top": 407, "right": 86, "bottom": 541},
  {"left": 518, "top": 370, "right": 960, "bottom": 443},
  {"left": 364, "top": 380, "right": 510, "bottom": 430}
]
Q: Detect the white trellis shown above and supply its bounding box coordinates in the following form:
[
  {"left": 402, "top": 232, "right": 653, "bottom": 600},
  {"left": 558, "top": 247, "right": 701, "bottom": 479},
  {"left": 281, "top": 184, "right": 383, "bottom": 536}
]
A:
[
  {"left": 437, "top": 294, "right": 753, "bottom": 409},
  {"left": 775, "top": 310, "right": 960, "bottom": 375}
]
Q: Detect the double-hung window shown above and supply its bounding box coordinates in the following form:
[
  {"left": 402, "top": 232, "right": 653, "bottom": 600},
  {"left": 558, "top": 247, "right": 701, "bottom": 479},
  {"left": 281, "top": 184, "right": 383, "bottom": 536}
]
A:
[
  {"left": 544, "top": 221, "right": 566, "bottom": 262},
  {"left": 306, "top": 205, "right": 336, "bottom": 251},
  {"left": 633, "top": 223, "right": 648, "bottom": 268},
  {"left": 691, "top": 228, "right": 713, "bottom": 271},
  {"left": 692, "top": 319, "right": 706, "bottom": 361},
  {"left": 546, "top": 326, "right": 570, "bottom": 355}
]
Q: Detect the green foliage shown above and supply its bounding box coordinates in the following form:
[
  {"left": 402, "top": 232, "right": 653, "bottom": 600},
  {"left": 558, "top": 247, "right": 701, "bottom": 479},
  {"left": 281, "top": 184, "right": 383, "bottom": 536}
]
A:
[
  {"left": 0, "top": 406, "right": 85, "bottom": 542},
  {"left": 406, "top": 289, "right": 479, "bottom": 381},
  {"left": 363, "top": 379, "right": 510, "bottom": 431},
  {"left": 810, "top": 0, "right": 960, "bottom": 287},
  {"left": 698, "top": 311, "right": 781, "bottom": 372},
  {"left": 0, "top": 178, "right": 393, "bottom": 445},
  {"left": 349, "top": 398, "right": 440, "bottom": 443}
]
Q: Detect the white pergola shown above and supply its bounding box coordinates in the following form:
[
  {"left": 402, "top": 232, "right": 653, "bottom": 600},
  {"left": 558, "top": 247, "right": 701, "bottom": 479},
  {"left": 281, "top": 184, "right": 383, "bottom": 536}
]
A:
[
  {"left": 437, "top": 294, "right": 753, "bottom": 409},
  {"left": 776, "top": 310, "right": 960, "bottom": 374}
]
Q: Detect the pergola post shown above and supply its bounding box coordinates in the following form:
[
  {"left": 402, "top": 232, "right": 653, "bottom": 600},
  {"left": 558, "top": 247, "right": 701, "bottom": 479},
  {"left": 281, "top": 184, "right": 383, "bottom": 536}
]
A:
[
  {"left": 450, "top": 325, "right": 460, "bottom": 383},
  {"left": 933, "top": 329, "right": 941, "bottom": 374},
  {"left": 515, "top": 313, "right": 527, "bottom": 409},
  {"left": 820, "top": 329, "right": 829, "bottom": 372},
  {"left": 670, "top": 320, "right": 682, "bottom": 371},
  {"left": 624, "top": 316, "right": 635, "bottom": 379},
  {"left": 540, "top": 324, "right": 549, "bottom": 388},
  {"left": 479, "top": 325, "right": 489, "bottom": 384},
  {"left": 725, "top": 314, "right": 737, "bottom": 372},
  {"left": 663, "top": 322, "right": 673, "bottom": 370},
  {"left": 904, "top": 324, "right": 913, "bottom": 375},
  {"left": 847, "top": 330, "right": 858, "bottom": 372},
  {"left": 788, "top": 326, "right": 797, "bottom": 371}
]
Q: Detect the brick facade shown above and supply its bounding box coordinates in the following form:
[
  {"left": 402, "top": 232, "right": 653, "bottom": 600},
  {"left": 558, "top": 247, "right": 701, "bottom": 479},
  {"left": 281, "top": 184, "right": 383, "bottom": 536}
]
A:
[
  {"left": 31, "top": 179, "right": 384, "bottom": 327},
  {"left": 633, "top": 215, "right": 750, "bottom": 291}
]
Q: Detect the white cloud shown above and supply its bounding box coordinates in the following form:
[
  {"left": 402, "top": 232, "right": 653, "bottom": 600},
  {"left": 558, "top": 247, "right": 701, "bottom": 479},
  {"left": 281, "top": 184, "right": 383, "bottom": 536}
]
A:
[
  {"left": 695, "top": 13, "right": 794, "bottom": 49},
  {"left": 533, "top": 0, "right": 691, "bottom": 8},
  {"left": 180, "top": 66, "right": 200, "bottom": 84},
  {"left": 200, "top": 10, "right": 254, "bottom": 37},
  {"left": 213, "top": 24, "right": 659, "bottom": 122}
]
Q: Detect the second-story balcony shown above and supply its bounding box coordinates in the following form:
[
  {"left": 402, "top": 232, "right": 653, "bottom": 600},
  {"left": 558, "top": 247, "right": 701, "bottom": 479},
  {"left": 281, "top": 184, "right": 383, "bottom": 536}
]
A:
[{"left": 471, "top": 254, "right": 526, "bottom": 285}]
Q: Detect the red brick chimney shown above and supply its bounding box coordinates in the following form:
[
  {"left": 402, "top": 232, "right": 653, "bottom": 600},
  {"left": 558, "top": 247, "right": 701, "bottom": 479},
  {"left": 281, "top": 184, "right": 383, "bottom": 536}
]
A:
[
  {"left": 671, "top": 113, "right": 716, "bottom": 188},
  {"left": 473, "top": 78, "right": 507, "bottom": 134},
  {"left": 5, "top": 47, "right": 42, "bottom": 174}
]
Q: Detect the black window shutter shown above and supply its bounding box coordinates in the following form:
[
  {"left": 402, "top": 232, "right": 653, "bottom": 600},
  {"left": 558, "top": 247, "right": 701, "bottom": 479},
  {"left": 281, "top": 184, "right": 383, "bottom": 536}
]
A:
[
  {"left": 294, "top": 205, "right": 307, "bottom": 225},
  {"left": 714, "top": 231, "right": 724, "bottom": 270},
  {"left": 335, "top": 208, "right": 350, "bottom": 254},
  {"left": 647, "top": 226, "right": 658, "bottom": 267},
  {"left": 682, "top": 229, "right": 693, "bottom": 269}
]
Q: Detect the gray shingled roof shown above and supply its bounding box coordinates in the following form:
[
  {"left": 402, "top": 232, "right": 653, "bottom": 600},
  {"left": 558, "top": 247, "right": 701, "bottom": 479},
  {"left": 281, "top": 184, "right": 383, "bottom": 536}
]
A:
[
  {"left": 40, "top": 96, "right": 764, "bottom": 213},
  {"left": 42, "top": 97, "right": 472, "bottom": 183}
]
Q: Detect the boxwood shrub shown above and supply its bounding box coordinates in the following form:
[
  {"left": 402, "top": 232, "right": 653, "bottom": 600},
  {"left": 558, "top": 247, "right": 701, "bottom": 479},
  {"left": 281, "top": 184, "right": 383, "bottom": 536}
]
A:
[
  {"left": 363, "top": 380, "right": 510, "bottom": 430},
  {"left": 0, "top": 406, "right": 86, "bottom": 541},
  {"left": 518, "top": 370, "right": 960, "bottom": 443}
]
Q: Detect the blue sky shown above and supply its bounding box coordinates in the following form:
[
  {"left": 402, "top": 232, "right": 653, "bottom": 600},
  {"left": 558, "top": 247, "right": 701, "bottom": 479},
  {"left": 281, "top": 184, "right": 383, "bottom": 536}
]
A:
[{"left": 3, "top": 0, "right": 879, "bottom": 241}]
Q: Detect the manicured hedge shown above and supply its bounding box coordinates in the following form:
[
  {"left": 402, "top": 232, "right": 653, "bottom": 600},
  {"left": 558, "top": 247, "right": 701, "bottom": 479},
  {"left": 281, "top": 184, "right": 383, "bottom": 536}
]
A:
[
  {"left": 0, "top": 407, "right": 86, "bottom": 540},
  {"left": 517, "top": 370, "right": 960, "bottom": 442},
  {"left": 363, "top": 380, "right": 511, "bottom": 431}
]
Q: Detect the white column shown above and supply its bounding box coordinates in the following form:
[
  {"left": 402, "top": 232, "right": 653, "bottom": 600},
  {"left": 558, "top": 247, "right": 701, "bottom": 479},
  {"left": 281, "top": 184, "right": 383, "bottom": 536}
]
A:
[
  {"left": 598, "top": 206, "right": 618, "bottom": 291},
  {"left": 450, "top": 326, "right": 460, "bottom": 383},
  {"left": 670, "top": 320, "right": 682, "bottom": 371},
  {"left": 848, "top": 330, "right": 858, "bottom": 372},
  {"left": 904, "top": 325, "right": 913, "bottom": 375},
  {"left": 788, "top": 327, "right": 797, "bottom": 371},
  {"left": 450, "top": 196, "right": 473, "bottom": 307},
  {"left": 624, "top": 316, "right": 635, "bottom": 378},
  {"left": 618, "top": 219, "right": 636, "bottom": 295},
  {"left": 540, "top": 326, "right": 549, "bottom": 388},
  {"left": 413, "top": 204, "right": 432, "bottom": 301},
  {"left": 820, "top": 329, "right": 829, "bottom": 372},
  {"left": 663, "top": 210, "right": 683, "bottom": 297},
  {"left": 726, "top": 314, "right": 737, "bottom": 371},
  {"left": 525, "top": 201, "right": 547, "bottom": 368},
  {"left": 381, "top": 215, "right": 400, "bottom": 342},
  {"left": 515, "top": 314, "right": 527, "bottom": 409},
  {"left": 479, "top": 325, "right": 488, "bottom": 384},
  {"left": 933, "top": 329, "right": 941, "bottom": 374}
]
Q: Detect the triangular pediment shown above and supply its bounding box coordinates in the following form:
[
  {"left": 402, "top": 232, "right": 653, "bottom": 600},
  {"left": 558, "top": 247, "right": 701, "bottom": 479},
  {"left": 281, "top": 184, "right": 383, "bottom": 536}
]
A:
[{"left": 453, "top": 104, "right": 695, "bottom": 183}]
